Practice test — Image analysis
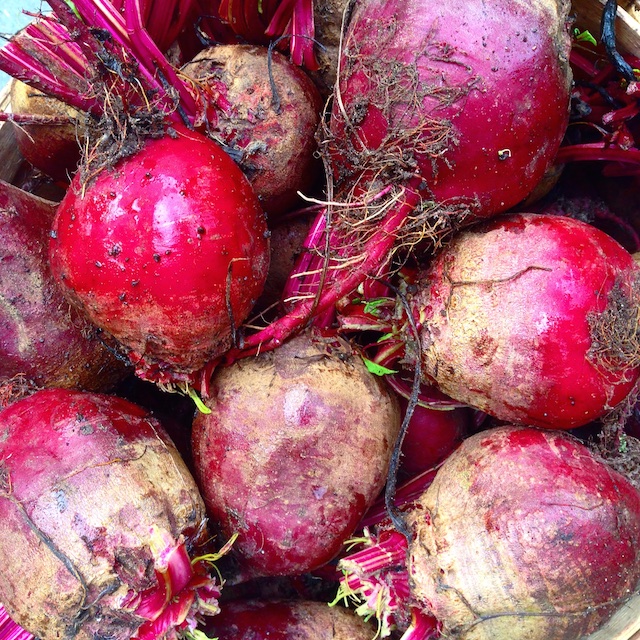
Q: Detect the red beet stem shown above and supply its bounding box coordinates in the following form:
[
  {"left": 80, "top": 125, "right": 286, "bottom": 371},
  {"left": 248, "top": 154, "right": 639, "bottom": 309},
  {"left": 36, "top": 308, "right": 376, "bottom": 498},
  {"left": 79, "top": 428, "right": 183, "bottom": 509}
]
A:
[
  {"left": 226, "top": 186, "right": 420, "bottom": 360},
  {"left": 0, "top": 606, "right": 33, "bottom": 640},
  {"left": 555, "top": 142, "right": 640, "bottom": 166}
]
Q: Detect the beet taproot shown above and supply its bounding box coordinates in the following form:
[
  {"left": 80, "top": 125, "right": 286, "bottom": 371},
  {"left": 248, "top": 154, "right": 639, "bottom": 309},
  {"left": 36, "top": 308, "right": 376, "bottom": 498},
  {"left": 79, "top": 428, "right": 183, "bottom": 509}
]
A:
[
  {"left": 191, "top": 332, "right": 401, "bottom": 577},
  {"left": 0, "top": 388, "right": 224, "bottom": 640}
]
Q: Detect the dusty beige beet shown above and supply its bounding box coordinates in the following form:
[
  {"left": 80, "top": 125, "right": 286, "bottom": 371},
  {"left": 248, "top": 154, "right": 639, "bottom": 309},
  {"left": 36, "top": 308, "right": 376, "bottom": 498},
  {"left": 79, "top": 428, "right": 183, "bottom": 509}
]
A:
[
  {"left": 0, "top": 389, "right": 221, "bottom": 640},
  {"left": 183, "top": 44, "right": 323, "bottom": 217},
  {"left": 10, "top": 79, "right": 85, "bottom": 183},
  {"left": 192, "top": 331, "right": 401, "bottom": 577}
]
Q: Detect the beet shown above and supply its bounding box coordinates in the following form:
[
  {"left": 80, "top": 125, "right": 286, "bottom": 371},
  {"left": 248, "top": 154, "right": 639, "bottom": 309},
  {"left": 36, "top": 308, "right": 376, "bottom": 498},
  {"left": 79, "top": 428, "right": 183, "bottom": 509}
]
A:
[
  {"left": 398, "top": 401, "right": 469, "bottom": 477},
  {"left": 411, "top": 212, "right": 640, "bottom": 429},
  {"left": 182, "top": 44, "right": 323, "bottom": 218},
  {"left": 406, "top": 426, "right": 640, "bottom": 639},
  {"left": 9, "top": 79, "right": 84, "bottom": 183},
  {"left": 338, "top": 426, "right": 640, "bottom": 639},
  {"left": 203, "top": 599, "right": 376, "bottom": 639},
  {"left": 327, "top": 0, "right": 573, "bottom": 218},
  {"left": 0, "top": 179, "right": 127, "bottom": 395},
  {"left": 191, "top": 331, "right": 401, "bottom": 577},
  {"left": 0, "top": 388, "right": 223, "bottom": 640},
  {"left": 49, "top": 125, "right": 270, "bottom": 384}
]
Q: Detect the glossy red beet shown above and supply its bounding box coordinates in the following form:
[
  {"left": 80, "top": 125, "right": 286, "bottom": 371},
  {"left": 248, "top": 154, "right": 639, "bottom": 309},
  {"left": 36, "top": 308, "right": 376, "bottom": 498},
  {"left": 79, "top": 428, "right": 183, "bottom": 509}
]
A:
[
  {"left": 49, "top": 126, "right": 270, "bottom": 384},
  {"left": 412, "top": 213, "right": 640, "bottom": 428},
  {"left": 328, "top": 0, "right": 572, "bottom": 218}
]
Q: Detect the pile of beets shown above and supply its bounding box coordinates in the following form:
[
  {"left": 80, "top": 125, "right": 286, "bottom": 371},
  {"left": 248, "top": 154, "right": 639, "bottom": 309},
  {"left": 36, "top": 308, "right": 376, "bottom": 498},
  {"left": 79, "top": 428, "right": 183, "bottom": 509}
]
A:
[{"left": 1, "top": 0, "right": 640, "bottom": 638}]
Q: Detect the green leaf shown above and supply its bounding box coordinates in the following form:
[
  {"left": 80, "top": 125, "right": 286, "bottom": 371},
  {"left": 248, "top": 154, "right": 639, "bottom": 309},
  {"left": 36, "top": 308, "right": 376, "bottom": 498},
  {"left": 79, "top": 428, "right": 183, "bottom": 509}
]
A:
[
  {"left": 574, "top": 28, "right": 597, "bottom": 46},
  {"left": 362, "top": 358, "right": 398, "bottom": 376},
  {"left": 188, "top": 388, "right": 212, "bottom": 414},
  {"left": 363, "top": 298, "right": 389, "bottom": 316}
]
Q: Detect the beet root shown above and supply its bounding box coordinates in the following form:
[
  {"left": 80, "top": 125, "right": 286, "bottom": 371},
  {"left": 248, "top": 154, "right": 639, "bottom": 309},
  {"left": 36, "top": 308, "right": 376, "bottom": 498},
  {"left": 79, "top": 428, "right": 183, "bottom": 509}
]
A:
[
  {"left": 0, "top": 179, "right": 128, "bottom": 395},
  {"left": 191, "top": 331, "right": 401, "bottom": 577},
  {"left": 411, "top": 213, "right": 640, "bottom": 429},
  {"left": 183, "top": 44, "right": 323, "bottom": 218},
  {"left": 337, "top": 426, "right": 640, "bottom": 639},
  {"left": 0, "top": 388, "right": 223, "bottom": 640},
  {"left": 327, "top": 0, "right": 572, "bottom": 219},
  {"left": 406, "top": 426, "right": 640, "bottom": 639},
  {"left": 203, "top": 599, "right": 376, "bottom": 639},
  {"left": 49, "top": 126, "right": 270, "bottom": 384}
]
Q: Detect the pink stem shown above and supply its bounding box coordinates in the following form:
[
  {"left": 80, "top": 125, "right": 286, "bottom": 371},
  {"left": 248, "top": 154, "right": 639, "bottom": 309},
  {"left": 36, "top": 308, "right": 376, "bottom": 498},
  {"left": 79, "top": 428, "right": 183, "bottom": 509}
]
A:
[
  {"left": 228, "top": 187, "right": 421, "bottom": 359},
  {"left": 555, "top": 143, "right": 640, "bottom": 166},
  {"left": 0, "top": 605, "right": 33, "bottom": 640}
]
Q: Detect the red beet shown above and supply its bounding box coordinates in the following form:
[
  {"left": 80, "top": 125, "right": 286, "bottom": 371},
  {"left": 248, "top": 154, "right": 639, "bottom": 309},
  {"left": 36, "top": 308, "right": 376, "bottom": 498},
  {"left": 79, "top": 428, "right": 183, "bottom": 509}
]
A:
[
  {"left": 339, "top": 426, "right": 640, "bottom": 639},
  {"left": 399, "top": 401, "right": 469, "bottom": 477},
  {"left": 0, "top": 179, "right": 127, "bottom": 394},
  {"left": 411, "top": 212, "right": 640, "bottom": 429},
  {"left": 9, "top": 79, "right": 84, "bottom": 183},
  {"left": 183, "top": 44, "right": 323, "bottom": 218},
  {"left": 191, "top": 331, "right": 401, "bottom": 577},
  {"left": 0, "top": 388, "right": 224, "bottom": 640},
  {"left": 49, "top": 126, "right": 270, "bottom": 384},
  {"left": 203, "top": 599, "right": 376, "bottom": 639},
  {"left": 327, "top": 0, "right": 572, "bottom": 217}
]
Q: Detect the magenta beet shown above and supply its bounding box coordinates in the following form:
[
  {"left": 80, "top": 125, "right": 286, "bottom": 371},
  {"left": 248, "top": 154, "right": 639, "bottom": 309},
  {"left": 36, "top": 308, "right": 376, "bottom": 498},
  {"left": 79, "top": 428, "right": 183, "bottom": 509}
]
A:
[
  {"left": 398, "top": 400, "right": 469, "bottom": 476},
  {"left": 49, "top": 126, "right": 270, "bottom": 385},
  {"left": 191, "top": 332, "right": 401, "bottom": 577},
  {"left": 411, "top": 212, "right": 640, "bottom": 429},
  {"left": 338, "top": 426, "right": 640, "bottom": 639},
  {"left": 203, "top": 599, "right": 376, "bottom": 639},
  {"left": 327, "top": 0, "right": 572, "bottom": 217},
  {"left": 0, "top": 179, "right": 127, "bottom": 394},
  {"left": 0, "top": 388, "right": 225, "bottom": 640}
]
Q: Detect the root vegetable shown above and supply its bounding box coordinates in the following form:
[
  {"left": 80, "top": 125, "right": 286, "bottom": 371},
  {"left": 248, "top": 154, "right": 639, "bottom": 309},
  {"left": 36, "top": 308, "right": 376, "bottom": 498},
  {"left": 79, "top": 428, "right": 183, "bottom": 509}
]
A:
[
  {"left": 49, "top": 125, "right": 270, "bottom": 385},
  {"left": 411, "top": 212, "right": 640, "bottom": 429},
  {"left": 338, "top": 426, "right": 640, "bottom": 639},
  {"left": 191, "top": 331, "right": 401, "bottom": 577},
  {"left": 183, "top": 44, "right": 323, "bottom": 218},
  {"left": 398, "top": 401, "right": 469, "bottom": 477},
  {"left": 0, "top": 179, "right": 127, "bottom": 394},
  {"left": 0, "top": 388, "right": 225, "bottom": 640},
  {"left": 203, "top": 599, "right": 376, "bottom": 639},
  {"left": 9, "top": 79, "right": 84, "bottom": 183},
  {"left": 327, "top": 0, "right": 573, "bottom": 217}
]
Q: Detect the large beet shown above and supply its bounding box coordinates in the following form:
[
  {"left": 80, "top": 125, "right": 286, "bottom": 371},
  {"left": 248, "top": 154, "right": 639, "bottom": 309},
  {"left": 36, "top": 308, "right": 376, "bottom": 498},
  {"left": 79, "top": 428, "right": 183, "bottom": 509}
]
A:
[
  {"left": 411, "top": 212, "right": 640, "bottom": 429},
  {"left": 49, "top": 126, "right": 270, "bottom": 384},
  {"left": 338, "top": 426, "right": 640, "bottom": 639},
  {"left": 0, "top": 179, "right": 127, "bottom": 395},
  {"left": 191, "top": 332, "right": 401, "bottom": 577},
  {"left": 0, "top": 388, "right": 223, "bottom": 640},
  {"left": 406, "top": 427, "right": 640, "bottom": 639},
  {"left": 327, "top": 0, "right": 572, "bottom": 218}
]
